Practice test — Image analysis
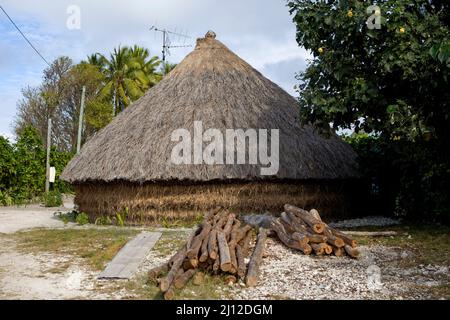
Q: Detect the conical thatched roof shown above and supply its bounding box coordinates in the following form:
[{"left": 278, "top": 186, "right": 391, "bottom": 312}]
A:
[{"left": 61, "top": 32, "right": 358, "bottom": 184}]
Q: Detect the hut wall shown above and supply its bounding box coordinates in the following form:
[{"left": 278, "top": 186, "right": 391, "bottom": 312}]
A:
[{"left": 74, "top": 180, "right": 363, "bottom": 224}]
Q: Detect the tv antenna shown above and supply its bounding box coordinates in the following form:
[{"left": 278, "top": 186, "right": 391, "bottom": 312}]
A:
[{"left": 149, "top": 26, "right": 192, "bottom": 75}]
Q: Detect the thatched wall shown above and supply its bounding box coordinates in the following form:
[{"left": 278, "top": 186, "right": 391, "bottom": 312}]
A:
[{"left": 74, "top": 180, "right": 362, "bottom": 224}]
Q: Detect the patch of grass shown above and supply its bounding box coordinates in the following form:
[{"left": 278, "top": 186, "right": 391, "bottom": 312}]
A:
[
  {"left": 47, "top": 262, "right": 71, "bottom": 274},
  {"left": 151, "top": 231, "right": 190, "bottom": 257},
  {"left": 41, "top": 191, "right": 63, "bottom": 207},
  {"left": 145, "top": 272, "right": 230, "bottom": 300},
  {"left": 12, "top": 228, "right": 139, "bottom": 271},
  {"left": 427, "top": 283, "right": 450, "bottom": 299},
  {"left": 351, "top": 224, "right": 450, "bottom": 267},
  {"left": 176, "top": 273, "right": 230, "bottom": 300}
]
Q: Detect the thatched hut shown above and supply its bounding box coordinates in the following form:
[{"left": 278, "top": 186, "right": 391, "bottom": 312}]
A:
[{"left": 61, "top": 31, "right": 359, "bottom": 223}]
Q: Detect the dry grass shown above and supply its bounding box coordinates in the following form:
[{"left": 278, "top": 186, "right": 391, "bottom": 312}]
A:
[
  {"left": 74, "top": 181, "right": 356, "bottom": 223},
  {"left": 11, "top": 228, "right": 139, "bottom": 271}
]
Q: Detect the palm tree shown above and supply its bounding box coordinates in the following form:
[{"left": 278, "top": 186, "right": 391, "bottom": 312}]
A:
[
  {"left": 88, "top": 46, "right": 161, "bottom": 116},
  {"left": 162, "top": 62, "right": 177, "bottom": 76},
  {"left": 129, "top": 45, "right": 162, "bottom": 88}
]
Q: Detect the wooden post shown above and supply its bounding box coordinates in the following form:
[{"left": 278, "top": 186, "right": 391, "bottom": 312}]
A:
[
  {"left": 76, "top": 86, "right": 86, "bottom": 154},
  {"left": 45, "top": 118, "right": 52, "bottom": 193}
]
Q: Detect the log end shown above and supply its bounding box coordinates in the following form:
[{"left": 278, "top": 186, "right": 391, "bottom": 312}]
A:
[
  {"left": 334, "top": 238, "right": 345, "bottom": 248},
  {"left": 245, "top": 276, "right": 258, "bottom": 287},
  {"left": 220, "top": 263, "right": 232, "bottom": 272},
  {"left": 344, "top": 245, "right": 360, "bottom": 258},
  {"left": 159, "top": 279, "right": 170, "bottom": 292},
  {"left": 164, "top": 289, "right": 175, "bottom": 300}
]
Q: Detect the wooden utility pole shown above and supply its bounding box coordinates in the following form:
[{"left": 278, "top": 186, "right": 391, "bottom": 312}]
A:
[
  {"left": 77, "top": 86, "right": 86, "bottom": 153},
  {"left": 45, "top": 118, "right": 52, "bottom": 193}
]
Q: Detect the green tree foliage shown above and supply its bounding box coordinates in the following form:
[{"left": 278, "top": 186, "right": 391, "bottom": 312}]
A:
[
  {"left": 15, "top": 46, "right": 163, "bottom": 152},
  {"left": 0, "top": 127, "right": 72, "bottom": 205},
  {"left": 88, "top": 46, "right": 161, "bottom": 115},
  {"left": 289, "top": 0, "right": 450, "bottom": 219},
  {"left": 14, "top": 57, "right": 106, "bottom": 152}
]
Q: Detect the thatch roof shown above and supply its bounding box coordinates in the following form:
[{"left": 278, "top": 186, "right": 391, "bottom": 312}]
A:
[{"left": 61, "top": 31, "right": 358, "bottom": 184}]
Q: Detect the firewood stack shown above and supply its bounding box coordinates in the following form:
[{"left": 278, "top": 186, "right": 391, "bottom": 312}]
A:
[
  {"left": 269, "top": 204, "right": 360, "bottom": 258},
  {"left": 149, "top": 207, "right": 263, "bottom": 300},
  {"left": 149, "top": 204, "right": 359, "bottom": 299}
]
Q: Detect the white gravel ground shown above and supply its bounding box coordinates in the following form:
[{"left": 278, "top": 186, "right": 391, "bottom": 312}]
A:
[
  {"left": 226, "top": 238, "right": 447, "bottom": 300},
  {"left": 329, "top": 216, "right": 402, "bottom": 229}
]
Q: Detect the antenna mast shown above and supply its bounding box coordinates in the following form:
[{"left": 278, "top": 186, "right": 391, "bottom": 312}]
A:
[{"left": 150, "top": 26, "right": 191, "bottom": 75}]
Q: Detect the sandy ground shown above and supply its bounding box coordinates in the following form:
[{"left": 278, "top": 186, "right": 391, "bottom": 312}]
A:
[
  {"left": 0, "top": 197, "right": 105, "bottom": 299},
  {"left": 0, "top": 197, "right": 75, "bottom": 234},
  {"left": 0, "top": 236, "right": 131, "bottom": 299}
]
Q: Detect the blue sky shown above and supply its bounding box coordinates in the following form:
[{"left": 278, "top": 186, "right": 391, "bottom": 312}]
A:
[{"left": 0, "top": 0, "right": 311, "bottom": 139}]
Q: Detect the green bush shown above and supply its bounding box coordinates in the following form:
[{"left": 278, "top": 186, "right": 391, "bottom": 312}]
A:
[
  {"left": 41, "top": 191, "right": 63, "bottom": 207},
  {"left": 75, "top": 212, "right": 89, "bottom": 225},
  {"left": 0, "top": 127, "right": 73, "bottom": 205}
]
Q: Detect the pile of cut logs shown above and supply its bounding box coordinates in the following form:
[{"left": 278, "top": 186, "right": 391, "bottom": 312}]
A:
[
  {"left": 148, "top": 208, "right": 264, "bottom": 300},
  {"left": 270, "top": 204, "right": 360, "bottom": 258},
  {"left": 148, "top": 204, "right": 359, "bottom": 299}
]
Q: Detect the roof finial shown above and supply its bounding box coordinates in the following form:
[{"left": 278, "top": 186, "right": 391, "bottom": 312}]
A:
[{"left": 205, "top": 30, "right": 216, "bottom": 39}]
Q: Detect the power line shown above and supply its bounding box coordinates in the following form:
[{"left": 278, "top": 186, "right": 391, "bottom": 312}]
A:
[{"left": 0, "top": 5, "right": 51, "bottom": 66}]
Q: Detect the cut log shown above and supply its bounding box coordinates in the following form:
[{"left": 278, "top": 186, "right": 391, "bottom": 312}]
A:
[
  {"left": 279, "top": 215, "right": 296, "bottom": 234},
  {"left": 235, "top": 244, "right": 246, "bottom": 279},
  {"left": 239, "top": 230, "right": 253, "bottom": 257},
  {"left": 212, "top": 256, "right": 220, "bottom": 272},
  {"left": 217, "top": 231, "right": 232, "bottom": 272},
  {"left": 230, "top": 220, "right": 242, "bottom": 241},
  {"left": 245, "top": 228, "right": 268, "bottom": 287},
  {"left": 174, "top": 269, "right": 197, "bottom": 289},
  {"left": 269, "top": 219, "right": 311, "bottom": 254},
  {"left": 323, "top": 227, "right": 345, "bottom": 248},
  {"left": 324, "top": 244, "right": 333, "bottom": 255},
  {"left": 228, "top": 241, "right": 238, "bottom": 274},
  {"left": 148, "top": 263, "right": 169, "bottom": 281},
  {"left": 285, "top": 204, "right": 325, "bottom": 234},
  {"left": 333, "top": 246, "right": 344, "bottom": 257},
  {"left": 160, "top": 227, "right": 199, "bottom": 292},
  {"left": 182, "top": 257, "right": 197, "bottom": 270},
  {"left": 291, "top": 232, "right": 310, "bottom": 246},
  {"left": 330, "top": 228, "right": 357, "bottom": 247},
  {"left": 208, "top": 229, "right": 218, "bottom": 260},
  {"left": 224, "top": 275, "right": 237, "bottom": 285},
  {"left": 215, "top": 210, "right": 230, "bottom": 229},
  {"left": 344, "top": 245, "right": 360, "bottom": 258},
  {"left": 163, "top": 287, "right": 175, "bottom": 300},
  {"left": 285, "top": 212, "right": 309, "bottom": 233},
  {"left": 186, "top": 222, "right": 212, "bottom": 260},
  {"left": 160, "top": 251, "right": 187, "bottom": 292},
  {"left": 193, "top": 271, "right": 204, "bottom": 286},
  {"left": 199, "top": 236, "right": 210, "bottom": 262},
  {"left": 205, "top": 207, "right": 223, "bottom": 223},
  {"left": 233, "top": 225, "right": 252, "bottom": 244},
  {"left": 309, "top": 208, "right": 322, "bottom": 221},
  {"left": 307, "top": 234, "right": 328, "bottom": 243},
  {"left": 163, "top": 268, "right": 184, "bottom": 300},
  {"left": 310, "top": 243, "right": 325, "bottom": 255},
  {"left": 222, "top": 213, "right": 236, "bottom": 239}
]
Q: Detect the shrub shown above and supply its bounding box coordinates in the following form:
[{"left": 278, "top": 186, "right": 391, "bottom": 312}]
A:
[
  {"left": 0, "top": 127, "right": 74, "bottom": 205},
  {"left": 41, "top": 191, "right": 63, "bottom": 207},
  {"left": 75, "top": 212, "right": 89, "bottom": 225}
]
